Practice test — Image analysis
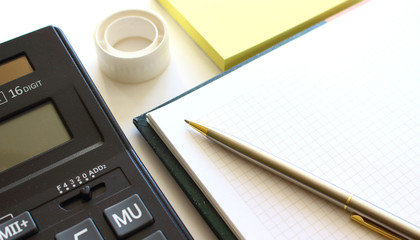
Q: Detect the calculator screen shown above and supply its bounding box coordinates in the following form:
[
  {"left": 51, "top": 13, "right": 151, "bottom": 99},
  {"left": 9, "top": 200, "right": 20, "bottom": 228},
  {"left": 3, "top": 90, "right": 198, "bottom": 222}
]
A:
[
  {"left": 0, "top": 102, "right": 71, "bottom": 172},
  {"left": 0, "top": 54, "right": 34, "bottom": 85}
]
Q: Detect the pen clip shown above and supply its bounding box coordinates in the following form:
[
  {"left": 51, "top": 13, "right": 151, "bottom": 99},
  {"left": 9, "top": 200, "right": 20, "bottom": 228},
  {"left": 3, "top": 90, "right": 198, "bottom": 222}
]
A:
[{"left": 350, "top": 215, "right": 401, "bottom": 240}]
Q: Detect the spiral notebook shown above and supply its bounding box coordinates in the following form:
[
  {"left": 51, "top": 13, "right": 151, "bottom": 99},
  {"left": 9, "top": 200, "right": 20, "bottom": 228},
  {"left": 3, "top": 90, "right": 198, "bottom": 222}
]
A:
[{"left": 135, "top": 0, "right": 420, "bottom": 239}]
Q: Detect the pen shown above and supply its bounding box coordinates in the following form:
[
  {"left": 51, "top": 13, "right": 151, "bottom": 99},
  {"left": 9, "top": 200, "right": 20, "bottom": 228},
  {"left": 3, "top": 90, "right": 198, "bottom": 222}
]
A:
[{"left": 185, "top": 120, "right": 420, "bottom": 240}]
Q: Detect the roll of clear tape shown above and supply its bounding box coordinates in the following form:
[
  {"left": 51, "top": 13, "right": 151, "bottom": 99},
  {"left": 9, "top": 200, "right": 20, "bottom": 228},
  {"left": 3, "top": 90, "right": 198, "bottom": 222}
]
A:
[{"left": 94, "top": 10, "right": 169, "bottom": 83}]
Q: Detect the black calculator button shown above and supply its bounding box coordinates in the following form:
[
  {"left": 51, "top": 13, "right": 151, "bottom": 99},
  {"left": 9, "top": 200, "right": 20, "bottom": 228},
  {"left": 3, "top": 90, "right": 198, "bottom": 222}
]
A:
[
  {"left": 142, "top": 230, "right": 167, "bottom": 240},
  {"left": 0, "top": 211, "right": 38, "bottom": 240},
  {"left": 55, "top": 218, "right": 103, "bottom": 240},
  {"left": 104, "top": 194, "right": 153, "bottom": 239}
]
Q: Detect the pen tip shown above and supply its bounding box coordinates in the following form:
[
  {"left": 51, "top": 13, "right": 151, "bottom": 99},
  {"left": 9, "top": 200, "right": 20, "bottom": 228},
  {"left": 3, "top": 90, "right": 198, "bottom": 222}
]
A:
[{"left": 184, "top": 120, "right": 208, "bottom": 135}]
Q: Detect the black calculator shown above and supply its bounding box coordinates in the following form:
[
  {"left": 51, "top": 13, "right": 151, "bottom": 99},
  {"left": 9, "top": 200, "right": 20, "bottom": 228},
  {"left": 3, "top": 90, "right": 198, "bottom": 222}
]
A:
[{"left": 0, "top": 26, "right": 192, "bottom": 240}]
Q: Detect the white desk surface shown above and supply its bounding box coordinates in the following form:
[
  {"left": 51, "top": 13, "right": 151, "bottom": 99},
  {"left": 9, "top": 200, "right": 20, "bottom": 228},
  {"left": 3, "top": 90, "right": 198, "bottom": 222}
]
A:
[{"left": 0, "top": 0, "right": 220, "bottom": 239}]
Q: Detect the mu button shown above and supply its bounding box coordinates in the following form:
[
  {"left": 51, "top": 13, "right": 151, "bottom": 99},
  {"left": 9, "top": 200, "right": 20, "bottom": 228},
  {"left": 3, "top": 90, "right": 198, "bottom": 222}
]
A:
[{"left": 104, "top": 194, "right": 154, "bottom": 238}]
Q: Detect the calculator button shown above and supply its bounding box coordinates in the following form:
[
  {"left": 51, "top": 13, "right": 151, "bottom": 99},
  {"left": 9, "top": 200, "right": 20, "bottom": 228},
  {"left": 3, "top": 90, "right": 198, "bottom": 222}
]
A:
[
  {"left": 142, "top": 230, "right": 167, "bottom": 240},
  {"left": 104, "top": 194, "right": 153, "bottom": 238},
  {"left": 55, "top": 218, "right": 103, "bottom": 240},
  {"left": 0, "top": 211, "right": 38, "bottom": 240}
]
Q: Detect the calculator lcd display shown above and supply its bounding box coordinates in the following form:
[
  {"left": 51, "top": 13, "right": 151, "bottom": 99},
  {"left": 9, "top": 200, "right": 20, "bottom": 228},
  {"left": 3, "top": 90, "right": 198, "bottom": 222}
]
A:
[
  {"left": 0, "top": 102, "right": 71, "bottom": 172},
  {"left": 0, "top": 55, "right": 34, "bottom": 85}
]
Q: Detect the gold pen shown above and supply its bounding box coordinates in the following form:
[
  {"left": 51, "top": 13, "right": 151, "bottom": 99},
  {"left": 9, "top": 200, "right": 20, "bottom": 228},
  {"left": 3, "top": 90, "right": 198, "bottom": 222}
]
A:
[{"left": 185, "top": 120, "right": 420, "bottom": 240}]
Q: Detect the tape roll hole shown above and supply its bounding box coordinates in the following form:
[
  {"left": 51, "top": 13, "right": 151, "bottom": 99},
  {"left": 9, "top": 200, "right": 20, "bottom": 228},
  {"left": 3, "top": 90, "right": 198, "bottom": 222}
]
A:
[{"left": 104, "top": 16, "right": 158, "bottom": 56}]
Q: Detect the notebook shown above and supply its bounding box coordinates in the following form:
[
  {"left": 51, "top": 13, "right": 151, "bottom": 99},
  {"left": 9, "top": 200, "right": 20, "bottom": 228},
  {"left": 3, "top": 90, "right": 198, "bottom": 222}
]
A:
[
  {"left": 136, "top": 0, "right": 420, "bottom": 239},
  {"left": 156, "top": 0, "right": 361, "bottom": 70}
]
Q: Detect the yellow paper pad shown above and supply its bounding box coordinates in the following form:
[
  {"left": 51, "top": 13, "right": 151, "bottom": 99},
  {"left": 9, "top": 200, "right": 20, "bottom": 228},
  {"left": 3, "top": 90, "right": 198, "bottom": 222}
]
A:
[{"left": 158, "top": 0, "right": 360, "bottom": 70}]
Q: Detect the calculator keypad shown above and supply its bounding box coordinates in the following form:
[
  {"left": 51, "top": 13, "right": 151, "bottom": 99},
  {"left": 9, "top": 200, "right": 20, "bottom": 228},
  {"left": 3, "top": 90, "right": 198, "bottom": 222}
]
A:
[{"left": 2, "top": 194, "right": 171, "bottom": 240}]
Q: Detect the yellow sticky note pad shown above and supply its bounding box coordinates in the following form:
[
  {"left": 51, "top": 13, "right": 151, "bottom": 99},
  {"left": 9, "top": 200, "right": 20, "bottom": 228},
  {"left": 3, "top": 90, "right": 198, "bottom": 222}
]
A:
[{"left": 158, "top": 0, "right": 360, "bottom": 70}]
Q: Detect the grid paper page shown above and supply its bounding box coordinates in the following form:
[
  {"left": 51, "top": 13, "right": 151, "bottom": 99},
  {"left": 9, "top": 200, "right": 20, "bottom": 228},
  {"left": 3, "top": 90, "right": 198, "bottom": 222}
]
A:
[
  {"left": 147, "top": 0, "right": 420, "bottom": 239},
  {"left": 190, "top": 75, "right": 419, "bottom": 239}
]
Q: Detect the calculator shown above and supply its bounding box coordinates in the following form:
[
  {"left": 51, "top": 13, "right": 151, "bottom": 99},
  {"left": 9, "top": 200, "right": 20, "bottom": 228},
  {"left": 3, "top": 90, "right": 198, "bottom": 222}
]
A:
[{"left": 0, "top": 26, "right": 192, "bottom": 240}]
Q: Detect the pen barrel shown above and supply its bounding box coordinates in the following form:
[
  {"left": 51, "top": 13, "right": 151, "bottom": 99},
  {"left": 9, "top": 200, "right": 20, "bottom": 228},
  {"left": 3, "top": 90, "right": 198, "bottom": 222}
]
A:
[
  {"left": 207, "top": 128, "right": 420, "bottom": 240},
  {"left": 347, "top": 195, "right": 420, "bottom": 240},
  {"left": 207, "top": 128, "right": 351, "bottom": 207}
]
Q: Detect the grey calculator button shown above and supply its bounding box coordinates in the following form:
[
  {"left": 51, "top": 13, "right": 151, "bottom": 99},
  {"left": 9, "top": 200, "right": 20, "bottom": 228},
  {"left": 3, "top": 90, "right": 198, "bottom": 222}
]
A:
[
  {"left": 0, "top": 211, "right": 38, "bottom": 240},
  {"left": 104, "top": 194, "right": 153, "bottom": 238},
  {"left": 142, "top": 230, "right": 167, "bottom": 240},
  {"left": 55, "top": 218, "right": 103, "bottom": 240}
]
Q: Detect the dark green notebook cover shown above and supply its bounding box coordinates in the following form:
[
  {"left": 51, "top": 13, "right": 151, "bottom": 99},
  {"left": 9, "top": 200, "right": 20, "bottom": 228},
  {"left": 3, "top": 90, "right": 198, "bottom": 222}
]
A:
[{"left": 133, "top": 23, "right": 323, "bottom": 240}]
